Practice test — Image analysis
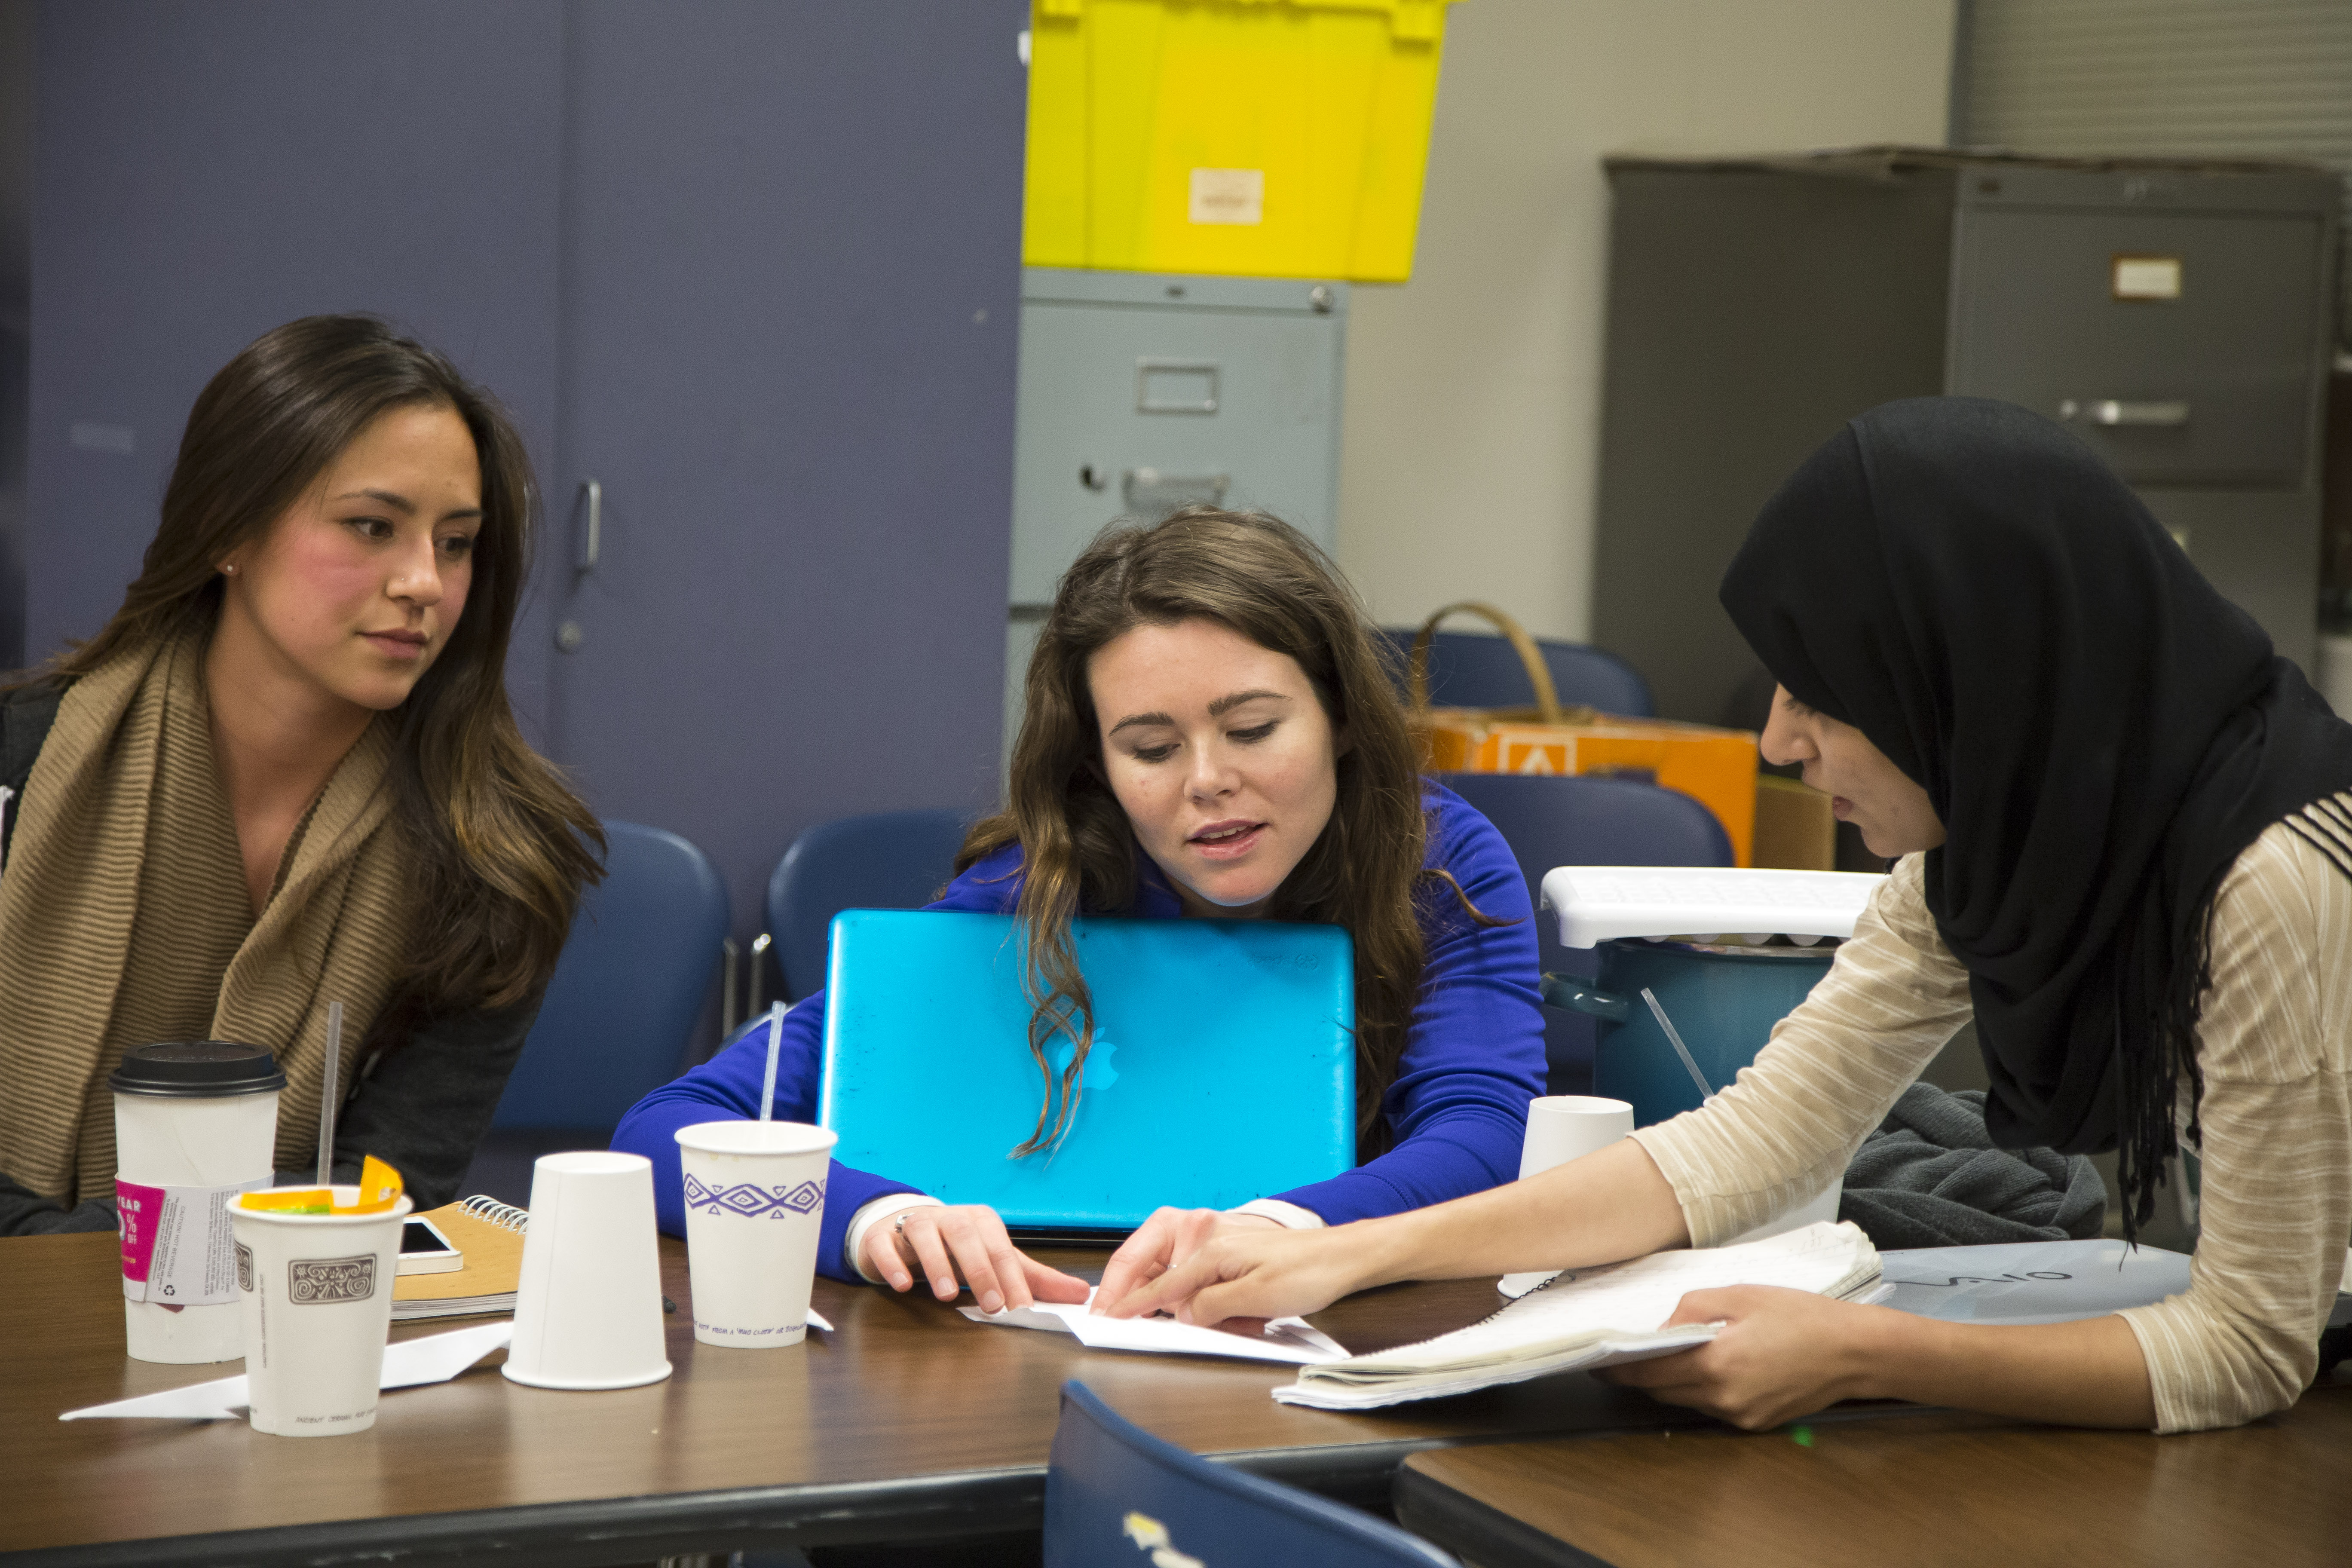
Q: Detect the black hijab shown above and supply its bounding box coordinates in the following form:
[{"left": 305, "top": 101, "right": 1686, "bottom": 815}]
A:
[{"left": 1721, "top": 397, "right": 2352, "bottom": 1232}]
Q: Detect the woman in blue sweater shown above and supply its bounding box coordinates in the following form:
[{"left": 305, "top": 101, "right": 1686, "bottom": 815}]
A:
[{"left": 613, "top": 507, "right": 1547, "bottom": 1311}]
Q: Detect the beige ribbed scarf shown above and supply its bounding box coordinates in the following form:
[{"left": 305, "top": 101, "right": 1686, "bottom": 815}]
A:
[{"left": 0, "top": 632, "right": 412, "bottom": 1204}]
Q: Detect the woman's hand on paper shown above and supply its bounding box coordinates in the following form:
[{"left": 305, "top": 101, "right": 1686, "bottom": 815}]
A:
[
  {"left": 1099, "top": 1220, "right": 1368, "bottom": 1328},
  {"left": 863, "top": 1203, "right": 1090, "bottom": 1314},
  {"left": 1093, "top": 1207, "right": 1282, "bottom": 1310},
  {"left": 1593, "top": 1284, "right": 1879, "bottom": 1429}
]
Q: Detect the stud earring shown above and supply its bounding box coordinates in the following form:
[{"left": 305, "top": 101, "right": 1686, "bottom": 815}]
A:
[{"left": 220, "top": 564, "right": 236, "bottom": 576}]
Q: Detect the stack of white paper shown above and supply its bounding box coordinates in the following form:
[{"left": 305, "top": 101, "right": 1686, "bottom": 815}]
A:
[{"left": 1275, "top": 1221, "right": 1884, "bottom": 1410}]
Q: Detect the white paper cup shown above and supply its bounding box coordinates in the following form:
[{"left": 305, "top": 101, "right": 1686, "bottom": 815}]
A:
[
  {"left": 1721, "top": 1176, "right": 1844, "bottom": 1248},
  {"left": 674, "top": 1120, "right": 838, "bottom": 1349},
  {"left": 228, "top": 1188, "right": 412, "bottom": 1436},
  {"left": 112, "top": 1041, "right": 285, "bottom": 1365},
  {"left": 502, "top": 1152, "right": 673, "bottom": 1390},
  {"left": 1518, "top": 1095, "right": 1636, "bottom": 1180}
]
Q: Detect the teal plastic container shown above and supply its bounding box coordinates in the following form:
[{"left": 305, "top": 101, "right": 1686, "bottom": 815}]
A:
[{"left": 1544, "top": 938, "right": 1837, "bottom": 1127}]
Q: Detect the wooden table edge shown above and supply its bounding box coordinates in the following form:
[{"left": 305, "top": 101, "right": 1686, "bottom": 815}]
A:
[
  {"left": 4, "top": 1414, "right": 1715, "bottom": 1566},
  {"left": 0, "top": 1465, "right": 1048, "bottom": 1568},
  {"left": 1394, "top": 1458, "right": 1611, "bottom": 1568}
]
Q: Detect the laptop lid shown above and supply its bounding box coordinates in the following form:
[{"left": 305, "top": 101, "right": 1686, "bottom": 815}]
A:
[{"left": 819, "top": 910, "right": 1355, "bottom": 1234}]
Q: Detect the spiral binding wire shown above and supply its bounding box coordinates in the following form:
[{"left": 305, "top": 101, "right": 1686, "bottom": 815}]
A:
[{"left": 457, "top": 1194, "right": 531, "bottom": 1232}]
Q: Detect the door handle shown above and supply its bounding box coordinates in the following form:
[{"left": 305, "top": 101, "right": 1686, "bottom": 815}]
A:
[
  {"left": 1122, "top": 469, "right": 1230, "bottom": 512},
  {"left": 2058, "top": 399, "right": 2189, "bottom": 428},
  {"left": 577, "top": 478, "right": 602, "bottom": 574}
]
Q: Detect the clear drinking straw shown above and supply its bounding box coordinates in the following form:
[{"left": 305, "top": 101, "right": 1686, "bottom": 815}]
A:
[
  {"left": 317, "top": 1001, "right": 344, "bottom": 1187},
  {"left": 1639, "top": 986, "right": 1716, "bottom": 1105},
  {"left": 757, "top": 1001, "right": 785, "bottom": 1122}
]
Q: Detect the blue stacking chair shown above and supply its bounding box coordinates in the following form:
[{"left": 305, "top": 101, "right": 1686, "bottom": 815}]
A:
[
  {"left": 765, "top": 808, "right": 971, "bottom": 1003},
  {"left": 493, "top": 822, "right": 730, "bottom": 1130},
  {"left": 1379, "top": 626, "right": 1654, "bottom": 717},
  {"left": 1045, "top": 1381, "right": 1458, "bottom": 1568},
  {"left": 1435, "top": 773, "right": 1733, "bottom": 1094}
]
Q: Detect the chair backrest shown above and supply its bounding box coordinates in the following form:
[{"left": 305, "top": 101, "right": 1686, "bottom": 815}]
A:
[
  {"left": 1045, "top": 1381, "right": 1457, "bottom": 1568},
  {"left": 1434, "top": 772, "right": 1733, "bottom": 896},
  {"left": 493, "top": 821, "right": 729, "bottom": 1131},
  {"left": 766, "top": 808, "right": 971, "bottom": 1002},
  {"left": 1434, "top": 774, "right": 1734, "bottom": 1095},
  {"left": 1379, "top": 627, "right": 1654, "bottom": 717}
]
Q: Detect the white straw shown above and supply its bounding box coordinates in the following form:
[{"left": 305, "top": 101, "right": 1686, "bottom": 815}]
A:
[
  {"left": 757, "top": 1001, "right": 785, "bottom": 1122},
  {"left": 1639, "top": 986, "right": 1716, "bottom": 1104},
  {"left": 317, "top": 1001, "right": 344, "bottom": 1186}
]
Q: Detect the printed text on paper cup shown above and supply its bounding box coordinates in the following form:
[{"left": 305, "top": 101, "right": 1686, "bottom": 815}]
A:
[{"left": 117, "top": 1177, "right": 270, "bottom": 1305}]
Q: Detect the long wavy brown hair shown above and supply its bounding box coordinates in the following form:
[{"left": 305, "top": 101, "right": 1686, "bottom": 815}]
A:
[
  {"left": 963, "top": 506, "right": 1497, "bottom": 1158},
  {"left": 21, "top": 314, "right": 601, "bottom": 1026}
]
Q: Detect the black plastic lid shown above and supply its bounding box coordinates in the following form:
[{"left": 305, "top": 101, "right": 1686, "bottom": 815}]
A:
[{"left": 109, "top": 1041, "right": 287, "bottom": 1099}]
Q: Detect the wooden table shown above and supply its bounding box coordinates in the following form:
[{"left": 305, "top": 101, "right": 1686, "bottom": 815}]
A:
[
  {"left": 1394, "top": 1378, "right": 2352, "bottom": 1568},
  {"left": 1, "top": 1233, "right": 1715, "bottom": 1566}
]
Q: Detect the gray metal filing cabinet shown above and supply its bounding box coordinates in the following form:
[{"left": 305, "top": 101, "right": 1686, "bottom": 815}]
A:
[
  {"left": 1005, "top": 268, "right": 1348, "bottom": 756},
  {"left": 1590, "top": 150, "right": 2342, "bottom": 725}
]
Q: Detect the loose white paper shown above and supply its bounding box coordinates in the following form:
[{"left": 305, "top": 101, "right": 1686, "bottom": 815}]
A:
[
  {"left": 1273, "top": 1324, "right": 1721, "bottom": 1409},
  {"left": 806, "top": 1308, "right": 833, "bottom": 1332},
  {"left": 60, "top": 1320, "right": 515, "bottom": 1421},
  {"left": 960, "top": 1288, "right": 1347, "bottom": 1366}
]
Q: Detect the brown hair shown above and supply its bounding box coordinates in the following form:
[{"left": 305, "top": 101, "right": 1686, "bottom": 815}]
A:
[
  {"left": 963, "top": 506, "right": 1498, "bottom": 1157},
  {"left": 30, "top": 314, "right": 601, "bottom": 1023}
]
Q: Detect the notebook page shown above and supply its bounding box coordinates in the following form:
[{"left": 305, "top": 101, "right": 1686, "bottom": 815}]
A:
[{"left": 1331, "top": 1222, "right": 1877, "bottom": 1375}]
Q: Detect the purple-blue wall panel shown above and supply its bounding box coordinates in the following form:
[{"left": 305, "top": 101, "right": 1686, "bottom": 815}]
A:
[
  {"left": 28, "top": 0, "right": 567, "bottom": 732},
  {"left": 548, "top": 2, "right": 1025, "bottom": 937},
  {"left": 28, "top": 2, "right": 1027, "bottom": 943}
]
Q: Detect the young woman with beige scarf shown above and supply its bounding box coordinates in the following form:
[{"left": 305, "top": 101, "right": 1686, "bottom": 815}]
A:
[{"left": 0, "top": 315, "right": 601, "bottom": 1234}]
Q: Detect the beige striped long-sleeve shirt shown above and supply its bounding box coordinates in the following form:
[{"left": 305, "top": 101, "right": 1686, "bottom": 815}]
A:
[{"left": 1631, "top": 822, "right": 2352, "bottom": 1433}]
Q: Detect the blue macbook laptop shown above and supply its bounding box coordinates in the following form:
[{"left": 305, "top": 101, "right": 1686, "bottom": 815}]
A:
[{"left": 819, "top": 910, "right": 1356, "bottom": 1239}]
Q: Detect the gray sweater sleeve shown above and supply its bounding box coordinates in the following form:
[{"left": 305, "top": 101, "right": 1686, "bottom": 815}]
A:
[
  {"left": 0, "top": 1177, "right": 120, "bottom": 1236},
  {"left": 0, "top": 996, "right": 543, "bottom": 1237},
  {"left": 281, "top": 993, "right": 546, "bottom": 1210}
]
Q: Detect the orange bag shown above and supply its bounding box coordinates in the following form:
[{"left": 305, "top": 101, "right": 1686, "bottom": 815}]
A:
[{"left": 1403, "top": 603, "right": 1761, "bottom": 867}]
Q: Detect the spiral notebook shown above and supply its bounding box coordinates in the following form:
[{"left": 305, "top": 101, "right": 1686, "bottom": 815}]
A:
[
  {"left": 1274, "top": 1222, "right": 1886, "bottom": 1410},
  {"left": 391, "top": 1195, "right": 530, "bottom": 1321}
]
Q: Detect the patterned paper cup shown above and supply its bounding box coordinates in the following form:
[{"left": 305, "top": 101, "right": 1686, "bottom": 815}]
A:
[
  {"left": 674, "top": 1121, "right": 838, "bottom": 1348},
  {"left": 228, "top": 1188, "right": 413, "bottom": 1436}
]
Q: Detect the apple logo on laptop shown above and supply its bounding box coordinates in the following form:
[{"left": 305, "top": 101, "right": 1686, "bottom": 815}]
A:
[{"left": 1046, "top": 1035, "right": 1120, "bottom": 1092}]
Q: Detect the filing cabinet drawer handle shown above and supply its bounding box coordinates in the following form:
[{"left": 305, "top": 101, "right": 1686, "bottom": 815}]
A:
[{"left": 2058, "top": 399, "right": 2189, "bottom": 428}]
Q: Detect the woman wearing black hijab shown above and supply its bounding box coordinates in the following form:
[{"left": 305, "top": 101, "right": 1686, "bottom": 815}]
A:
[{"left": 1106, "top": 398, "right": 2352, "bottom": 1434}]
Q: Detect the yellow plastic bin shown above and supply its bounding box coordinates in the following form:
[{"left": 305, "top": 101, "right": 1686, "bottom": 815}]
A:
[{"left": 1023, "top": 0, "right": 1461, "bottom": 283}]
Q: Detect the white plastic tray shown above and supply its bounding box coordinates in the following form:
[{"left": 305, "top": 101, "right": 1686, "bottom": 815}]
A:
[{"left": 1539, "top": 865, "right": 1890, "bottom": 949}]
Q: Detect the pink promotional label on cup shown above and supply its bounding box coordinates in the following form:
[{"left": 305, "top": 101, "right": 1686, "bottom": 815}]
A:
[{"left": 117, "top": 1178, "right": 270, "bottom": 1306}]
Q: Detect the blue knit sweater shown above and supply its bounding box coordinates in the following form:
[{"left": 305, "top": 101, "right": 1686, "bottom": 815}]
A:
[{"left": 612, "top": 782, "right": 1547, "bottom": 1280}]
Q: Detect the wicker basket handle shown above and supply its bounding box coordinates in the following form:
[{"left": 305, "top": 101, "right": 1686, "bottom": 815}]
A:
[{"left": 1407, "top": 601, "right": 1563, "bottom": 725}]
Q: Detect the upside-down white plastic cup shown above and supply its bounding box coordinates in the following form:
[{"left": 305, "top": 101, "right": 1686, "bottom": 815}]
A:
[
  {"left": 228, "top": 1187, "right": 412, "bottom": 1436},
  {"left": 112, "top": 1041, "right": 286, "bottom": 1364},
  {"left": 502, "top": 1152, "right": 672, "bottom": 1390},
  {"left": 1498, "top": 1096, "right": 1640, "bottom": 1298},
  {"left": 1518, "top": 1095, "right": 1636, "bottom": 1180},
  {"left": 674, "top": 1121, "right": 837, "bottom": 1349}
]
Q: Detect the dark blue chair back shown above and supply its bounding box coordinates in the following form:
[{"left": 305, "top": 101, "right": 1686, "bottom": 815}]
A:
[
  {"left": 1379, "top": 627, "right": 1653, "bottom": 717},
  {"left": 1045, "top": 1381, "right": 1456, "bottom": 1568},
  {"left": 1435, "top": 773, "right": 1733, "bottom": 1094},
  {"left": 494, "top": 821, "right": 729, "bottom": 1130},
  {"left": 766, "top": 808, "right": 970, "bottom": 1003}
]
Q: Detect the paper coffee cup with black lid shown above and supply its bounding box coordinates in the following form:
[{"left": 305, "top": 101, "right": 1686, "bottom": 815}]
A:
[{"left": 112, "top": 1041, "right": 285, "bottom": 1365}]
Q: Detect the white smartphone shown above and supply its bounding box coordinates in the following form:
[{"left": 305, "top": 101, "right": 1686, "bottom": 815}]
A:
[{"left": 395, "top": 1216, "right": 463, "bottom": 1275}]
